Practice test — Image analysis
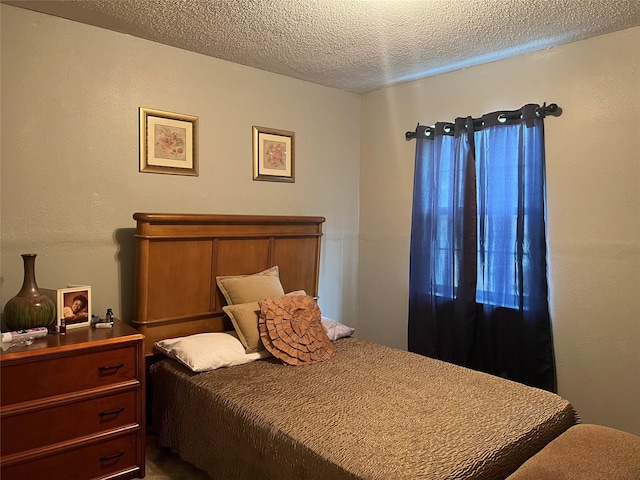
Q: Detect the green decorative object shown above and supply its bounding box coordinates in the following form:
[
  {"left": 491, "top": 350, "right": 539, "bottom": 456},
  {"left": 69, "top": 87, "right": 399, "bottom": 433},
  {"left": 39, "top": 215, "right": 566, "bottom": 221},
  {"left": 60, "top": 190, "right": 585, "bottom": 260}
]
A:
[{"left": 3, "top": 254, "right": 56, "bottom": 331}]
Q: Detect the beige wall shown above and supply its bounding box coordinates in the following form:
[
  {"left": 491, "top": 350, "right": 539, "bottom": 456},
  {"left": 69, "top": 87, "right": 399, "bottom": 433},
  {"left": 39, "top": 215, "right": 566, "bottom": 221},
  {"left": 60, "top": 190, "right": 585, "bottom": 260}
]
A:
[
  {"left": 360, "top": 27, "right": 640, "bottom": 435},
  {"left": 0, "top": 5, "right": 360, "bottom": 329}
]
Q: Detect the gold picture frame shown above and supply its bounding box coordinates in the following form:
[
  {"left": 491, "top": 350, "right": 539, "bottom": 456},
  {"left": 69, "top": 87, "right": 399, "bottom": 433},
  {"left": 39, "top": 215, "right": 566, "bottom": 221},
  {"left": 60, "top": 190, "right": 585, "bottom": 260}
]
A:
[
  {"left": 140, "top": 108, "right": 198, "bottom": 176},
  {"left": 252, "top": 126, "right": 295, "bottom": 183}
]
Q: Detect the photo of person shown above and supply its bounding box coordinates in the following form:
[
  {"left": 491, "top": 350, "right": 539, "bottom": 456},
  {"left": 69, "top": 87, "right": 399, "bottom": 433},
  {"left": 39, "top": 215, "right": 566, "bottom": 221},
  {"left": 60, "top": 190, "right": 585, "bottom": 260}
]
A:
[
  {"left": 63, "top": 293, "right": 89, "bottom": 325},
  {"left": 42, "top": 285, "right": 92, "bottom": 330}
]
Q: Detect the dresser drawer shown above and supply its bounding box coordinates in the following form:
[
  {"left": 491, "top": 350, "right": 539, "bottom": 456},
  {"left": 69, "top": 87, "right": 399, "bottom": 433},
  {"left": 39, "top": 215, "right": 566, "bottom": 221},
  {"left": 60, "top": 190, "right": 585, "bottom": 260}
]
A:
[
  {"left": 1, "top": 345, "right": 138, "bottom": 405},
  {"left": 0, "top": 431, "right": 142, "bottom": 480},
  {"left": 1, "top": 389, "right": 139, "bottom": 456}
]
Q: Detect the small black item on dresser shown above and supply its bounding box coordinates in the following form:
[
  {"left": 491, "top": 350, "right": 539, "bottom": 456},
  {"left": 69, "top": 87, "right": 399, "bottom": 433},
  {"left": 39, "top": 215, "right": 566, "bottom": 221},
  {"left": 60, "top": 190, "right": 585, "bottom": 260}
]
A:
[{"left": 105, "top": 309, "right": 114, "bottom": 322}]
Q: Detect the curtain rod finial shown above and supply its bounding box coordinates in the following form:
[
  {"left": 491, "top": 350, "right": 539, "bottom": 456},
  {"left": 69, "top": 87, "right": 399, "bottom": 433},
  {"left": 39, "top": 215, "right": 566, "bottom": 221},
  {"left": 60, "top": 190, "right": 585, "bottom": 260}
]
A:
[
  {"left": 406, "top": 123, "right": 419, "bottom": 140},
  {"left": 540, "top": 102, "right": 562, "bottom": 117}
]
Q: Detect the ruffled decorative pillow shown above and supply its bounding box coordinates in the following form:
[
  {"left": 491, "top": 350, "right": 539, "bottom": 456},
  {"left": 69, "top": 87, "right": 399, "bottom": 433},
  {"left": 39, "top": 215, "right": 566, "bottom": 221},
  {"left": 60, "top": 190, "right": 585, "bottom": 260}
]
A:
[{"left": 259, "top": 295, "right": 335, "bottom": 365}]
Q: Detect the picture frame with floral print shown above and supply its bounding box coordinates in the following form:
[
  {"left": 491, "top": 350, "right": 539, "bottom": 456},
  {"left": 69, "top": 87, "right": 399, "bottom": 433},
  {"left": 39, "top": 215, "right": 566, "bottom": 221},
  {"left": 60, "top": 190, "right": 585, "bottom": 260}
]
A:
[
  {"left": 139, "top": 108, "right": 198, "bottom": 176},
  {"left": 252, "top": 126, "right": 295, "bottom": 183}
]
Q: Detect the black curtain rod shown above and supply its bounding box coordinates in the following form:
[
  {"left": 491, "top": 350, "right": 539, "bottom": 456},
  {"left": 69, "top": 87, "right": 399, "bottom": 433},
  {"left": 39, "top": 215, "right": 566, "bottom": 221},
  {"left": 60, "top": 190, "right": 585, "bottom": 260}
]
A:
[{"left": 405, "top": 103, "right": 562, "bottom": 140}]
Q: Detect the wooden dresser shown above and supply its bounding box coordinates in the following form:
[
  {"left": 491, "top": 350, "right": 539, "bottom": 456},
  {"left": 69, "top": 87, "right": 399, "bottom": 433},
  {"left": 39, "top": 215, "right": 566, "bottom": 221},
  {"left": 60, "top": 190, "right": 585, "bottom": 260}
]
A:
[{"left": 0, "top": 319, "right": 145, "bottom": 479}]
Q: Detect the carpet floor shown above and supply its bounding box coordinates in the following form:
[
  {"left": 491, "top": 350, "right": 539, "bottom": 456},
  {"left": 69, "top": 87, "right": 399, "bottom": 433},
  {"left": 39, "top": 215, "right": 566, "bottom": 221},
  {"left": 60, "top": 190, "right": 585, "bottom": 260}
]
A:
[{"left": 138, "top": 435, "right": 210, "bottom": 480}]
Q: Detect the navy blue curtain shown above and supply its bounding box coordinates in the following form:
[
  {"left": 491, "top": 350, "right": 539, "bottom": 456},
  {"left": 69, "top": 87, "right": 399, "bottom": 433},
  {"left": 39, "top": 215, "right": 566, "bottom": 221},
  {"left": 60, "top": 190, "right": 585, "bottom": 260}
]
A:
[{"left": 408, "top": 104, "right": 556, "bottom": 392}]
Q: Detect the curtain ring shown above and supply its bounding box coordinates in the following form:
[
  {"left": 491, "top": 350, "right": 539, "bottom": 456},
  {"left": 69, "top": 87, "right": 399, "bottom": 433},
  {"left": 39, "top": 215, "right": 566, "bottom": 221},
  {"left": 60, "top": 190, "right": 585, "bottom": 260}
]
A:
[
  {"left": 497, "top": 114, "right": 507, "bottom": 123},
  {"left": 443, "top": 125, "right": 452, "bottom": 133}
]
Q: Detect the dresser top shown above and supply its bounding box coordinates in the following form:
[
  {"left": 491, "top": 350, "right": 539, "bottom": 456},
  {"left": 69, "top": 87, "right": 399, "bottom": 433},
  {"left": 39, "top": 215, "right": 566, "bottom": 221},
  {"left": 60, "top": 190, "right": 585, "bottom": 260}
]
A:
[{"left": 0, "top": 319, "right": 143, "bottom": 361}]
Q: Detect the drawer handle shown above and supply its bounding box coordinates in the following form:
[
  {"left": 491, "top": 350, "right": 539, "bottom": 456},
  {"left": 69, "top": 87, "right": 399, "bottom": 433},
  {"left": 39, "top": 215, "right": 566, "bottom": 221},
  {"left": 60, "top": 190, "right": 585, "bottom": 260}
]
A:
[
  {"left": 99, "top": 407, "right": 125, "bottom": 417},
  {"left": 100, "top": 450, "right": 125, "bottom": 462},
  {"left": 98, "top": 363, "right": 124, "bottom": 372}
]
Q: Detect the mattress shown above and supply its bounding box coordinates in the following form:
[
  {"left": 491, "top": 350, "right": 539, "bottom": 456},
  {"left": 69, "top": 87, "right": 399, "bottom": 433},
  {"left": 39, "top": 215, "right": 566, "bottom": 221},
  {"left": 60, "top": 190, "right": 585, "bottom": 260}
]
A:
[{"left": 150, "top": 337, "right": 578, "bottom": 480}]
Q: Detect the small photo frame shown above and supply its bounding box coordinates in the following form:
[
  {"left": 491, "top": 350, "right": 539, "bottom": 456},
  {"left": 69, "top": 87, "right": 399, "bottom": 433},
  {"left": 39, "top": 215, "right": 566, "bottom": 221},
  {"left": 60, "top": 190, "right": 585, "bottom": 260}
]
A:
[
  {"left": 43, "top": 286, "right": 92, "bottom": 330},
  {"left": 140, "top": 107, "right": 198, "bottom": 176},
  {"left": 252, "top": 126, "right": 295, "bottom": 183}
]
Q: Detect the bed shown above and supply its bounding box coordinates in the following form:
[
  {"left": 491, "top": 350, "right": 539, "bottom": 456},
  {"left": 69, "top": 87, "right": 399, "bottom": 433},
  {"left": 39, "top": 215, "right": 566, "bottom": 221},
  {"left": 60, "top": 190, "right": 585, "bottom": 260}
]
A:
[{"left": 132, "top": 212, "right": 579, "bottom": 480}]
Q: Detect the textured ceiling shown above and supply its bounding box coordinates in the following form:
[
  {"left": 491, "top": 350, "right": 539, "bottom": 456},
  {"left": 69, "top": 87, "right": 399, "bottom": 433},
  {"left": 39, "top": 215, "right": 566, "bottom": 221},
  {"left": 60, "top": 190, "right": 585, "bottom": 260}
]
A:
[{"left": 4, "top": 0, "right": 640, "bottom": 93}]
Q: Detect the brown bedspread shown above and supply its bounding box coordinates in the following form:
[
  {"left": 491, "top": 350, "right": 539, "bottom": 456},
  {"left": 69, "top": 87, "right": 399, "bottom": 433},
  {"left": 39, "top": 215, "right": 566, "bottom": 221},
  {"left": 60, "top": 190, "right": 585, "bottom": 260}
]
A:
[{"left": 150, "top": 338, "right": 578, "bottom": 480}]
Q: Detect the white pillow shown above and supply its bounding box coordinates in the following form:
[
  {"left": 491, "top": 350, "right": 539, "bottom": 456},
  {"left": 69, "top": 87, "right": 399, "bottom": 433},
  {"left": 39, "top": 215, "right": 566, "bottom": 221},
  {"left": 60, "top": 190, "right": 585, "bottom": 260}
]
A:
[
  {"left": 321, "top": 317, "right": 355, "bottom": 341},
  {"left": 154, "top": 332, "right": 271, "bottom": 372}
]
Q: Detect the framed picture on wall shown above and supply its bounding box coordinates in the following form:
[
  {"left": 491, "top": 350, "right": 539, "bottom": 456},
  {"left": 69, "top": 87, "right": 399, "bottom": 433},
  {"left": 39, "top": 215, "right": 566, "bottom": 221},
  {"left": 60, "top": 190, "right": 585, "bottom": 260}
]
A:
[
  {"left": 139, "top": 108, "right": 198, "bottom": 176},
  {"left": 43, "top": 286, "right": 92, "bottom": 330},
  {"left": 252, "top": 126, "right": 295, "bottom": 183}
]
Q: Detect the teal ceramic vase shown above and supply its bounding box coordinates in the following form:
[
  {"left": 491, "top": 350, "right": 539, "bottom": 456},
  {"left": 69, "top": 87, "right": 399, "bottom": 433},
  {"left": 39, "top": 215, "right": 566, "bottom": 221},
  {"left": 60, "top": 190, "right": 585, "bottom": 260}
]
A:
[{"left": 3, "top": 254, "right": 56, "bottom": 331}]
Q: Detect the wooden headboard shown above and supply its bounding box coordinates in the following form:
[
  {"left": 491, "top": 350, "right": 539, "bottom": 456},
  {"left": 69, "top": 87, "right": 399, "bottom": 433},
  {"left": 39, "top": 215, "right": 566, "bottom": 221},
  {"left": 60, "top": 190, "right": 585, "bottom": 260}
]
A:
[{"left": 132, "top": 213, "right": 325, "bottom": 355}]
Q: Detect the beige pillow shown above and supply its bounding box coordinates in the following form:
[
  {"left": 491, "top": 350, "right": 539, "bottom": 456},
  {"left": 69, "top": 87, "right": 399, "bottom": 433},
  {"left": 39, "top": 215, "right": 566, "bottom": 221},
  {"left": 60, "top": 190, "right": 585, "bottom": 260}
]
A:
[
  {"left": 223, "top": 302, "right": 262, "bottom": 353},
  {"left": 216, "top": 266, "right": 285, "bottom": 305},
  {"left": 223, "top": 290, "right": 306, "bottom": 353}
]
